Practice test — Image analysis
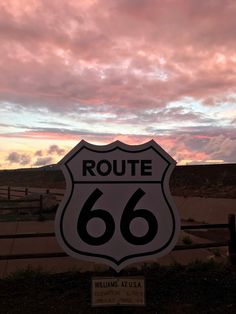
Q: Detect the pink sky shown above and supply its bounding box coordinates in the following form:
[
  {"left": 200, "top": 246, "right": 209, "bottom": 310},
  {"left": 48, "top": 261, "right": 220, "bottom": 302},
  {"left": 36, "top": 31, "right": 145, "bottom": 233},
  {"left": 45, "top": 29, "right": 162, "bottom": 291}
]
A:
[{"left": 0, "top": 0, "right": 236, "bottom": 169}]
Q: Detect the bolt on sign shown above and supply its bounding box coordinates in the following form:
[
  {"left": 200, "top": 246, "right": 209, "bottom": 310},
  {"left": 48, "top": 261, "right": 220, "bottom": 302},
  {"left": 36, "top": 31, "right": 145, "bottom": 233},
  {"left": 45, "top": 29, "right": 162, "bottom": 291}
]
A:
[{"left": 55, "top": 140, "right": 180, "bottom": 272}]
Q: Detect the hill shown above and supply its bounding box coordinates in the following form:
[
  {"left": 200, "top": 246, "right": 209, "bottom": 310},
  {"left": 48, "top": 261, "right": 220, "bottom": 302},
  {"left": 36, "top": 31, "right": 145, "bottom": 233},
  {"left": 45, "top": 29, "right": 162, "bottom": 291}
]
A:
[{"left": 0, "top": 163, "right": 235, "bottom": 198}]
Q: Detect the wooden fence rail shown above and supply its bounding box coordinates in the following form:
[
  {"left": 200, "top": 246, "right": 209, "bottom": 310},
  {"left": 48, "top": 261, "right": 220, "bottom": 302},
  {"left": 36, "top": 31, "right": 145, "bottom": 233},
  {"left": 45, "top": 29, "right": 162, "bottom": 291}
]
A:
[
  {"left": 0, "top": 199, "right": 39, "bottom": 204},
  {"left": 0, "top": 214, "right": 235, "bottom": 264},
  {"left": 0, "top": 195, "right": 44, "bottom": 219},
  {"left": 0, "top": 186, "right": 64, "bottom": 200}
]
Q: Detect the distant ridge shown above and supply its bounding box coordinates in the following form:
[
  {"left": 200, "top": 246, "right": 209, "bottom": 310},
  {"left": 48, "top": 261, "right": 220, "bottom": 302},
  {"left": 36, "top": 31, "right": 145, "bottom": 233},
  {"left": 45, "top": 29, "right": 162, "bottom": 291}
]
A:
[
  {"left": 0, "top": 163, "right": 235, "bottom": 198},
  {"left": 0, "top": 164, "right": 60, "bottom": 172},
  {"left": 1, "top": 162, "right": 236, "bottom": 172}
]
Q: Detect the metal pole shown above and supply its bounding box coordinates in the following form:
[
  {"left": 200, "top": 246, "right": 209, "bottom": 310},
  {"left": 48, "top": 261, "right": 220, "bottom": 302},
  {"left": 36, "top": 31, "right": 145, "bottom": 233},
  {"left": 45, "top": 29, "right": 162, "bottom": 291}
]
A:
[
  {"left": 7, "top": 186, "right": 10, "bottom": 200},
  {"left": 38, "top": 195, "right": 44, "bottom": 221},
  {"left": 228, "top": 214, "right": 236, "bottom": 265}
]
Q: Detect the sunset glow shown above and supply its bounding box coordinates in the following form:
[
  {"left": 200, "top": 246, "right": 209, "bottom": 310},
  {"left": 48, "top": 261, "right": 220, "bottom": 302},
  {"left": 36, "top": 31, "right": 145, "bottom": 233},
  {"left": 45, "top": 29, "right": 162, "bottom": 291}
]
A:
[{"left": 0, "top": 0, "right": 236, "bottom": 169}]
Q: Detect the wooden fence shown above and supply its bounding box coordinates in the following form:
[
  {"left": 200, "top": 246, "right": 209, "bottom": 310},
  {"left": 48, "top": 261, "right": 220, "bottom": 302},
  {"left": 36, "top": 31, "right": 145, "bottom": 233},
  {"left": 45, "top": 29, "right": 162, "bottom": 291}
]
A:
[
  {"left": 0, "top": 197, "right": 44, "bottom": 220},
  {"left": 0, "top": 214, "right": 235, "bottom": 265},
  {"left": 0, "top": 186, "right": 64, "bottom": 200},
  {"left": 0, "top": 186, "right": 64, "bottom": 221}
]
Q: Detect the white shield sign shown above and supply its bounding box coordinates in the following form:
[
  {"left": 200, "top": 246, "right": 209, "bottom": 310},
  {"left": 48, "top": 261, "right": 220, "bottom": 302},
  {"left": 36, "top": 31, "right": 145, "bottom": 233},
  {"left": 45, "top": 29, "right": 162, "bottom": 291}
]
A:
[{"left": 55, "top": 140, "right": 180, "bottom": 271}]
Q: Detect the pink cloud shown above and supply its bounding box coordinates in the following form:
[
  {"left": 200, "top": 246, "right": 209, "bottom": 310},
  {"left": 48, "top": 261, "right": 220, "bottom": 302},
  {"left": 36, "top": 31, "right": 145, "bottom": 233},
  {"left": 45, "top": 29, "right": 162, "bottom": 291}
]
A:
[
  {"left": 0, "top": 0, "right": 236, "bottom": 167},
  {"left": 0, "top": 0, "right": 235, "bottom": 112}
]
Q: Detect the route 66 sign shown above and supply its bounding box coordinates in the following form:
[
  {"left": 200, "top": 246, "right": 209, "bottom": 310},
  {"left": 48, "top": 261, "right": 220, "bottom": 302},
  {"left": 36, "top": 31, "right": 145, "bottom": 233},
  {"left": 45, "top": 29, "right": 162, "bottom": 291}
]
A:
[{"left": 55, "top": 140, "right": 180, "bottom": 272}]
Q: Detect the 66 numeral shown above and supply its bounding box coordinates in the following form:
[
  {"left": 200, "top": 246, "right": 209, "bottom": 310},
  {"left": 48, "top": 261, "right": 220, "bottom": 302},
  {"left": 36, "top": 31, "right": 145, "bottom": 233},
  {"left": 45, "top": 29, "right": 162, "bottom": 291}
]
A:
[{"left": 77, "top": 188, "right": 158, "bottom": 246}]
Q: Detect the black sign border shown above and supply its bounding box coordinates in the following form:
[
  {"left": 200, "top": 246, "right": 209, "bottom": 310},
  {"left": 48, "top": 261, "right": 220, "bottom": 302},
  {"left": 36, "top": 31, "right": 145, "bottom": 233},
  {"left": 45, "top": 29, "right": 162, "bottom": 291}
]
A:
[{"left": 59, "top": 143, "right": 176, "bottom": 266}]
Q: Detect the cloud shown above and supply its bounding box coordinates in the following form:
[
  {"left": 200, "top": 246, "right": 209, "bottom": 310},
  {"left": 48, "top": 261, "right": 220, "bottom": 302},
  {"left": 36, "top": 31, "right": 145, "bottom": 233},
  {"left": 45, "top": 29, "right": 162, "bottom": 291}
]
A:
[
  {"left": 33, "top": 145, "right": 67, "bottom": 166},
  {"left": 203, "top": 135, "right": 236, "bottom": 162},
  {"left": 33, "top": 157, "right": 53, "bottom": 167},
  {"left": 0, "top": 0, "right": 236, "bottom": 115},
  {"left": 0, "top": 126, "right": 117, "bottom": 141},
  {"left": 0, "top": 0, "right": 235, "bottom": 167},
  {"left": 35, "top": 150, "right": 42, "bottom": 157},
  {"left": 1, "top": 122, "right": 235, "bottom": 165},
  {"left": 47, "top": 144, "right": 65, "bottom": 155},
  {"left": 6, "top": 152, "right": 31, "bottom": 165}
]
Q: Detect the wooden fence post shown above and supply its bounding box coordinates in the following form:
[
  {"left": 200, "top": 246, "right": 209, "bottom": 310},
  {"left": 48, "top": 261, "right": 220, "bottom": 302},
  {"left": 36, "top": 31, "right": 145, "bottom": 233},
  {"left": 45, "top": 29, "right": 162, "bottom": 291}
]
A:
[
  {"left": 25, "top": 188, "right": 28, "bottom": 196},
  {"left": 228, "top": 214, "right": 236, "bottom": 265},
  {"left": 7, "top": 186, "right": 10, "bottom": 200},
  {"left": 38, "top": 195, "right": 44, "bottom": 221}
]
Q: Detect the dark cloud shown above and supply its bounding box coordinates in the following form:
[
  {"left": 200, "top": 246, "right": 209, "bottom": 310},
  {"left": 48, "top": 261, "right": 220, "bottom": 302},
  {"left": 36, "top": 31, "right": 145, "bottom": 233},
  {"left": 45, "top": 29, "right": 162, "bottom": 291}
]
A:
[
  {"left": 35, "top": 150, "right": 42, "bottom": 157},
  {"left": 47, "top": 145, "right": 65, "bottom": 156},
  {"left": 0, "top": 126, "right": 117, "bottom": 140},
  {"left": 33, "top": 157, "right": 53, "bottom": 167},
  {"left": 6, "top": 152, "right": 31, "bottom": 165}
]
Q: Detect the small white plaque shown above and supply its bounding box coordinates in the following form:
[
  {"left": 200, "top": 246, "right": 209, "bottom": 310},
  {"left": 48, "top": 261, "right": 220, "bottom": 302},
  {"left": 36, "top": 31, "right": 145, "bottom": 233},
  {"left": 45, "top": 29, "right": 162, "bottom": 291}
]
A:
[{"left": 92, "top": 277, "right": 145, "bottom": 306}]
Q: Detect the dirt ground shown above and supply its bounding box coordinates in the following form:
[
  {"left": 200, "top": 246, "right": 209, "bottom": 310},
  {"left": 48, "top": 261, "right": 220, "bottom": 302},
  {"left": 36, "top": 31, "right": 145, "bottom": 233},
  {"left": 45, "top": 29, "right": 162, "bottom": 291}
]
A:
[{"left": 1, "top": 193, "right": 236, "bottom": 277}]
